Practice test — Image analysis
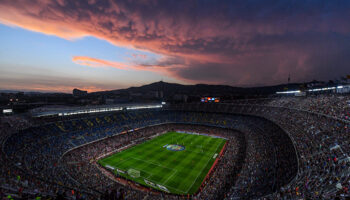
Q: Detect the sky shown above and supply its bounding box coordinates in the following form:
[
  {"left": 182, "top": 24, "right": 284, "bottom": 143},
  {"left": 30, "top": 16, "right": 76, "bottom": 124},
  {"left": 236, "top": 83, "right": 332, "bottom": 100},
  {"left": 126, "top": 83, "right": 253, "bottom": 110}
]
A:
[{"left": 0, "top": 0, "right": 349, "bottom": 93}]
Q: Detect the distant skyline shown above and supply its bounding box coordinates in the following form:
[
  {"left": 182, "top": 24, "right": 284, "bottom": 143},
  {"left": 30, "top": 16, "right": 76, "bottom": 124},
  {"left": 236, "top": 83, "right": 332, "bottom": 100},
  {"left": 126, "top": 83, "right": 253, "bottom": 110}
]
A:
[{"left": 1, "top": 0, "right": 350, "bottom": 93}]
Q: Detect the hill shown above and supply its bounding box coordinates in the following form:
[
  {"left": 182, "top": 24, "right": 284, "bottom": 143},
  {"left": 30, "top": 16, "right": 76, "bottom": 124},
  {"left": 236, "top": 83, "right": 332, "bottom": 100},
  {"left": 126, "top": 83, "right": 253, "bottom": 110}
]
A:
[{"left": 91, "top": 81, "right": 302, "bottom": 97}]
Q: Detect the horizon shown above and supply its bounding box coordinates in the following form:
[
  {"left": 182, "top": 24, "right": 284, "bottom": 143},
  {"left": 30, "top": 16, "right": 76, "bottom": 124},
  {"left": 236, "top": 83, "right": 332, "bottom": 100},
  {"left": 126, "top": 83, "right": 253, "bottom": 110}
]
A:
[
  {"left": 0, "top": 79, "right": 336, "bottom": 94},
  {"left": 1, "top": 1, "right": 350, "bottom": 93}
]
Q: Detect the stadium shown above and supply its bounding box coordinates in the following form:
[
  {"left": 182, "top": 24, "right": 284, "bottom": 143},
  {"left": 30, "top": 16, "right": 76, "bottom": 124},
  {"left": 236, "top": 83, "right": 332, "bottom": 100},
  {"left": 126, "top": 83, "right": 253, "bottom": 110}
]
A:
[
  {"left": 1, "top": 93, "right": 349, "bottom": 199},
  {"left": 1, "top": 1, "right": 350, "bottom": 200}
]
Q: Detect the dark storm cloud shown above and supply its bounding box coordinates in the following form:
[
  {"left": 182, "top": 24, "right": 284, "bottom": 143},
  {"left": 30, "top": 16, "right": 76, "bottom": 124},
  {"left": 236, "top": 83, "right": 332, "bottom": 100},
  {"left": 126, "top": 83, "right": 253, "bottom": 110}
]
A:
[{"left": 0, "top": 0, "right": 349, "bottom": 86}]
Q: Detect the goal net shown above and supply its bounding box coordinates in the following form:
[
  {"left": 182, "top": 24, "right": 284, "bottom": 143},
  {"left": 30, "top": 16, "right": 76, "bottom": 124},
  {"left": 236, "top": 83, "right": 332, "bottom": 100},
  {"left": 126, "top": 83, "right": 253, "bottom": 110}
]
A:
[{"left": 127, "top": 168, "right": 140, "bottom": 178}]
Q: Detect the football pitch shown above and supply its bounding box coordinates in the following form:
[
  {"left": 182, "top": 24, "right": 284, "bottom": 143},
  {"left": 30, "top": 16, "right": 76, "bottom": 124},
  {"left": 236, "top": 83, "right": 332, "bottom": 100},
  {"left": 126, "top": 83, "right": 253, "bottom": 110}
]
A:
[{"left": 98, "top": 131, "right": 226, "bottom": 195}]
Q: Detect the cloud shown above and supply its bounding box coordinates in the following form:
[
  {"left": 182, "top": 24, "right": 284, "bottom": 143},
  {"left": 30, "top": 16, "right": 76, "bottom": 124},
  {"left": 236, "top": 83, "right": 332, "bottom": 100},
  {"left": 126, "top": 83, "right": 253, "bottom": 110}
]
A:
[
  {"left": 72, "top": 55, "right": 186, "bottom": 80},
  {"left": 132, "top": 54, "right": 147, "bottom": 59},
  {"left": 1, "top": 0, "right": 350, "bottom": 86},
  {"left": 72, "top": 56, "right": 131, "bottom": 70}
]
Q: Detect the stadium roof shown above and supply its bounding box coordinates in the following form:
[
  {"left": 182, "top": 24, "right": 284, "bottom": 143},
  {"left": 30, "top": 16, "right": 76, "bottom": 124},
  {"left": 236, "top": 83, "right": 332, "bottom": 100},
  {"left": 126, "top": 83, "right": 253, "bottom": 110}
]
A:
[{"left": 30, "top": 103, "right": 164, "bottom": 117}]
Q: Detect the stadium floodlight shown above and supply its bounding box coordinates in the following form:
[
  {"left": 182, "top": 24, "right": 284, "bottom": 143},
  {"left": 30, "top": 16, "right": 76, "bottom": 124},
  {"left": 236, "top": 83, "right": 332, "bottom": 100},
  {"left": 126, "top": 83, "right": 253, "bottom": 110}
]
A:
[
  {"left": 308, "top": 86, "right": 336, "bottom": 92},
  {"left": 126, "top": 105, "right": 162, "bottom": 110},
  {"left": 276, "top": 90, "right": 301, "bottom": 94},
  {"left": 337, "top": 85, "right": 344, "bottom": 89},
  {"left": 2, "top": 109, "right": 13, "bottom": 114}
]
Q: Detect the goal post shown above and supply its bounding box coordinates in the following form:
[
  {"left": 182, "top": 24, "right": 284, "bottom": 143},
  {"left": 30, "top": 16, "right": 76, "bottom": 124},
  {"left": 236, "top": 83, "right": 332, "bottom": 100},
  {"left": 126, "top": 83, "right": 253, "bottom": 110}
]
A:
[{"left": 127, "top": 168, "right": 140, "bottom": 178}]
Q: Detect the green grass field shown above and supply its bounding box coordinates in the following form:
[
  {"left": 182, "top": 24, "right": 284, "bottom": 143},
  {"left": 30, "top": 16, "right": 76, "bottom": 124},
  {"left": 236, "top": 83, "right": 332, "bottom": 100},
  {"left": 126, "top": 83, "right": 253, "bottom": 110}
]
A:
[{"left": 98, "top": 131, "right": 226, "bottom": 195}]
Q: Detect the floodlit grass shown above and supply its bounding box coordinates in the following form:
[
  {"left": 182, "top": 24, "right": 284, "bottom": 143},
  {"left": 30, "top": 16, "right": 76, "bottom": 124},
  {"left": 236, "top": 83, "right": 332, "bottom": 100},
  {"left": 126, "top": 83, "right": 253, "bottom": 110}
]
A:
[{"left": 98, "top": 131, "right": 226, "bottom": 195}]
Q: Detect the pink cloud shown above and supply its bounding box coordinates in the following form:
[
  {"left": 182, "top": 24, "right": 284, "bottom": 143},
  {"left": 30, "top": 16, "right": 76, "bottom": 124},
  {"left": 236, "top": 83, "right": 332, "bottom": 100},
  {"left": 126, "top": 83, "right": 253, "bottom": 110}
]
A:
[
  {"left": 132, "top": 54, "right": 147, "bottom": 59},
  {"left": 72, "top": 55, "right": 178, "bottom": 73},
  {"left": 72, "top": 56, "right": 131, "bottom": 70},
  {"left": 72, "top": 55, "right": 198, "bottom": 84}
]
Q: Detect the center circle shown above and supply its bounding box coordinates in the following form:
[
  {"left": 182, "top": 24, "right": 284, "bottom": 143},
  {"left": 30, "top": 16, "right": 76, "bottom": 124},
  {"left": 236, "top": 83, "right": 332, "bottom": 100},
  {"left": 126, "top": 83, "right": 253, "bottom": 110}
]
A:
[{"left": 166, "top": 144, "right": 185, "bottom": 151}]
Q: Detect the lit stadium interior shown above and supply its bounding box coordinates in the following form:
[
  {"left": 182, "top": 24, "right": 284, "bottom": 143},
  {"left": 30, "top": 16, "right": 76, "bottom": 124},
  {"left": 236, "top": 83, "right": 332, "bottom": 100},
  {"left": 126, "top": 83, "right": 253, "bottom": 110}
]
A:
[{"left": 1, "top": 1, "right": 350, "bottom": 200}]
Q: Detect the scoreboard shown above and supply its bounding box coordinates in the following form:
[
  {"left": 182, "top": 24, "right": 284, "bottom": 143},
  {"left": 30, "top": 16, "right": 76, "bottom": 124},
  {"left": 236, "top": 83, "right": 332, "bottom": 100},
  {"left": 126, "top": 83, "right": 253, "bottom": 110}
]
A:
[{"left": 201, "top": 97, "right": 220, "bottom": 103}]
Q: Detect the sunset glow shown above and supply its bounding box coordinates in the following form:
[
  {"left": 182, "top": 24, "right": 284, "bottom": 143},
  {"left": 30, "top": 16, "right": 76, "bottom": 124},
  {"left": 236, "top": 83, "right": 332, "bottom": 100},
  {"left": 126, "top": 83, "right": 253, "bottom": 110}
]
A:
[{"left": 1, "top": 0, "right": 349, "bottom": 92}]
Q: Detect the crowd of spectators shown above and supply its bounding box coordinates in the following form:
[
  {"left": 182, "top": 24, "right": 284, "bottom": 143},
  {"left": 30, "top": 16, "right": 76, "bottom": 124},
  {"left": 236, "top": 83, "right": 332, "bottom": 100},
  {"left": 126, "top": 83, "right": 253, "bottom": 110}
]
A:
[
  {"left": 0, "top": 117, "right": 69, "bottom": 199},
  {"left": 171, "top": 94, "right": 349, "bottom": 199},
  {"left": 254, "top": 106, "right": 350, "bottom": 199},
  {"left": 230, "top": 94, "right": 350, "bottom": 121}
]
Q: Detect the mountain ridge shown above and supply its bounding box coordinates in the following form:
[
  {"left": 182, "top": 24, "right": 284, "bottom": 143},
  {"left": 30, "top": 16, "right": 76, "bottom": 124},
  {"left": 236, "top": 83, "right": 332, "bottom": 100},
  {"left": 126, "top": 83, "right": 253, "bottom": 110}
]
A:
[{"left": 90, "top": 81, "right": 302, "bottom": 96}]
